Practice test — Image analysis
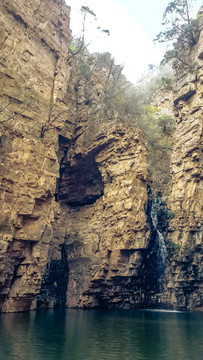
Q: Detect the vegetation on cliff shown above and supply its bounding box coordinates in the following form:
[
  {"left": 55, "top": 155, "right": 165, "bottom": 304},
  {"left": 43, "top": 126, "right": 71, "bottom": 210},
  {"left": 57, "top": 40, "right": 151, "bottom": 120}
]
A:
[
  {"left": 0, "top": 0, "right": 202, "bottom": 314},
  {"left": 66, "top": 32, "right": 175, "bottom": 193},
  {"left": 154, "top": 0, "right": 200, "bottom": 68}
]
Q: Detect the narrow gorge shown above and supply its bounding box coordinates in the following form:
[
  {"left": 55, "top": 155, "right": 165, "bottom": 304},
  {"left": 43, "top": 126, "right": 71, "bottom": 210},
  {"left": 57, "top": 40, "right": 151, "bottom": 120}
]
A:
[{"left": 0, "top": 0, "right": 202, "bottom": 313}]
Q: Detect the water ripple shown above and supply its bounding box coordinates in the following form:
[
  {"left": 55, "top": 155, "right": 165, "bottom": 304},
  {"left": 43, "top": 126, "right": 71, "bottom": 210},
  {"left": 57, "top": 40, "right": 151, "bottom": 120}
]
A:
[{"left": 0, "top": 309, "right": 202, "bottom": 360}]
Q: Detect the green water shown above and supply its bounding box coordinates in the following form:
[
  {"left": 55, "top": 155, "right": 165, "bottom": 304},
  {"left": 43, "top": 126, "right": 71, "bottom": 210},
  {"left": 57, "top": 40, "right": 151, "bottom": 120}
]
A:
[{"left": 0, "top": 309, "right": 202, "bottom": 360}]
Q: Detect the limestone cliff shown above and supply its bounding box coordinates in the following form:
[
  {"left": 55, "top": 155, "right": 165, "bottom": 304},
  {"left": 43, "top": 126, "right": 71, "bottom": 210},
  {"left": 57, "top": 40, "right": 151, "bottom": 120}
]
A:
[
  {"left": 165, "top": 9, "right": 203, "bottom": 309},
  {"left": 0, "top": 0, "right": 71, "bottom": 311},
  {"left": 0, "top": 0, "right": 202, "bottom": 312},
  {"left": 0, "top": 0, "right": 149, "bottom": 311},
  {"left": 147, "top": 10, "right": 203, "bottom": 309},
  {"left": 144, "top": 12, "right": 203, "bottom": 309}
]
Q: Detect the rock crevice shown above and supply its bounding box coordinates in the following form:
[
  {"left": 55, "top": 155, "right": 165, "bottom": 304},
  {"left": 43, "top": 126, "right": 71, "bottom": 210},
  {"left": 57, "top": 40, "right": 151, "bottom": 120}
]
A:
[{"left": 0, "top": 0, "right": 202, "bottom": 312}]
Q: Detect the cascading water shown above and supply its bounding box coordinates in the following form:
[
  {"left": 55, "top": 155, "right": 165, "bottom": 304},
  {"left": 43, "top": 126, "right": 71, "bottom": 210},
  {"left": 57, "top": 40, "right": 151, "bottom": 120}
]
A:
[
  {"left": 151, "top": 196, "right": 168, "bottom": 272},
  {"left": 130, "top": 192, "right": 170, "bottom": 306}
]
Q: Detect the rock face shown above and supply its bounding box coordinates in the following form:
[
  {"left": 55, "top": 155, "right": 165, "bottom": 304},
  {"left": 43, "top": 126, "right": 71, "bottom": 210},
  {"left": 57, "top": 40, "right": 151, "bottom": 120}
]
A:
[
  {"left": 146, "top": 13, "right": 203, "bottom": 310},
  {"left": 0, "top": 0, "right": 202, "bottom": 312},
  {"left": 165, "top": 12, "right": 203, "bottom": 309},
  {"left": 149, "top": 87, "right": 175, "bottom": 196},
  {"left": 0, "top": 0, "right": 72, "bottom": 312},
  {"left": 0, "top": 0, "right": 149, "bottom": 311},
  {"left": 55, "top": 127, "right": 148, "bottom": 308}
]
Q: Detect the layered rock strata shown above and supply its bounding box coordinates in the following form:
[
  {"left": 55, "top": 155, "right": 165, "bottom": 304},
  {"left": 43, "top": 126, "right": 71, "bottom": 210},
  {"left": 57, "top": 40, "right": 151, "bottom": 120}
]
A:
[
  {"left": 0, "top": 0, "right": 202, "bottom": 312},
  {"left": 143, "top": 11, "right": 203, "bottom": 310},
  {"left": 165, "top": 11, "right": 203, "bottom": 309},
  {"left": 0, "top": 0, "right": 72, "bottom": 311},
  {"left": 0, "top": 0, "right": 149, "bottom": 312},
  {"left": 54, "top": 126, "right": 148, "bottom": 308}
]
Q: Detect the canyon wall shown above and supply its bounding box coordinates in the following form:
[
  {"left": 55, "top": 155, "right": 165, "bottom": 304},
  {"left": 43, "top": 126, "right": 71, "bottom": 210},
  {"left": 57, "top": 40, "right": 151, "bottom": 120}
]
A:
[
  {"left": 0, "top": 0, "right": 72, "bottom": 311},
  {"left": 165, "top": 10, "right": 203, "bottom": 309},
  {"left": 0, "top": 0, "right": 202, "bottom": 312},
  {"left": 0, "top": 0, "right": 149, "bottom": 311},
  {"left": 147, "top": 12, "right": 203, "bottom": 309}
]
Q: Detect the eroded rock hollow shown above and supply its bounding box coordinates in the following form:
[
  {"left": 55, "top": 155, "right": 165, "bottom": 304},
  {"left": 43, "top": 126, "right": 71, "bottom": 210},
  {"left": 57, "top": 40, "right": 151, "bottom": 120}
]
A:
[{"left": 0, "top": 0, "right": 202, "bottom": 312}]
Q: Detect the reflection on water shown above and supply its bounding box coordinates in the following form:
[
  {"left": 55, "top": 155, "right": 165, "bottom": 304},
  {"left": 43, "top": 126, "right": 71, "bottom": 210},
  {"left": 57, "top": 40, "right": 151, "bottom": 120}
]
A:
[{"left": 0, "top": 309, "right": 202, "bottom": 360}]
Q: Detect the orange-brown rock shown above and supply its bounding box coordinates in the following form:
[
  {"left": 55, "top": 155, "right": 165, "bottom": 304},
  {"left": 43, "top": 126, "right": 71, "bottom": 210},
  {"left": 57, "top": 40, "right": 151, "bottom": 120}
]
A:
[
  {"left": 0, "top": 0, "right": 202, "bottom": 312},
  {"left": 165, "top": 10, "right": 203, "bottom": 309},
  {"left": 54, "top": 126, "right": 148, "bottom": 308},
  {"left": 0, "top": 0, "right": 72, "bottom": 312},
  {"left": 0, "top": 0, "right": 149, "bottom": 312}
]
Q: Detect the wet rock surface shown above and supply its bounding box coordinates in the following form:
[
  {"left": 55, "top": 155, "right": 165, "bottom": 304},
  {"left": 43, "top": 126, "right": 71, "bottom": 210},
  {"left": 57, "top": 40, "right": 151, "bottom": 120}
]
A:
[{"left": 0, "top": 0, "right": 202, "bottom": 312}]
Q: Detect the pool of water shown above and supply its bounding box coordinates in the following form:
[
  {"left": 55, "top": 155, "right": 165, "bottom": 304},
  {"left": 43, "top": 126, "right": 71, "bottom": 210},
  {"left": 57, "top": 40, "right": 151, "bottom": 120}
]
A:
[{"left": 0, "top": 309, "right": 202, "bottom": 360}]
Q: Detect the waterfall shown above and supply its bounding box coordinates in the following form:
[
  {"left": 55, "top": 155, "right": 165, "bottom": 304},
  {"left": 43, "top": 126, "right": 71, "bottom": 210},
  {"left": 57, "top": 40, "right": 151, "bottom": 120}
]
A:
[{"left": 151, "top": 196, "right": 168, "bottom": 271}]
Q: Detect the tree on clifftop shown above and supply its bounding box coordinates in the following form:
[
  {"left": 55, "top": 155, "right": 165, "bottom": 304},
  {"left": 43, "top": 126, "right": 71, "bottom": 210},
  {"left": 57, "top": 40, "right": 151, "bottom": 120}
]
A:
[
  {"left": 154, "top": 0, "right": 199, "bottom": 65},
  {"left": 68, "top": 6, "right": 110, "bottom": 61}
]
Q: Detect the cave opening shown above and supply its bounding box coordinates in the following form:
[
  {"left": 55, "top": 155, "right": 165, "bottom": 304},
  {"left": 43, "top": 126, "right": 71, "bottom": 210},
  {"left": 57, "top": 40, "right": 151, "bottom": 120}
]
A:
[
  {"left": 56, "top": 138, "right": 104, "bottom": 207},
  {"left": 37, "top": 244, "right": 68, "bottom": 310}
]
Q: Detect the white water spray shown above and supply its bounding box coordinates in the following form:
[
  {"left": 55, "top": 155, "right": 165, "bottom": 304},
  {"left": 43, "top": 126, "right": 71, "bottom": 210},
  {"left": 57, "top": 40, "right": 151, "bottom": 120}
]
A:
[{"left": 151, "top": 197, "right": 168, "bottom": 270}]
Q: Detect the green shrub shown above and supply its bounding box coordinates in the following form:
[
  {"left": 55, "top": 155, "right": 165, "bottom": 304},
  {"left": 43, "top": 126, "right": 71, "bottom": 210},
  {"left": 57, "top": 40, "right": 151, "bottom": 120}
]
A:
[
  {"left": 167, "top": 210, "right": 175, "bottom": 219},
  {"left": 172, "top": 242, "right": 180, "bottom": 260},
  {"left": 167, "top": 240, "right": 180, "bottom": 260}
]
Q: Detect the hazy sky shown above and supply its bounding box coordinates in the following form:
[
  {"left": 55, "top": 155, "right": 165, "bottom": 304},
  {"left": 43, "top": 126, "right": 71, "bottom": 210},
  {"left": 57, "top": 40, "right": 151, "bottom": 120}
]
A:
[{"left": 67, "top": 0, "right": 203, "bottom": 84}]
